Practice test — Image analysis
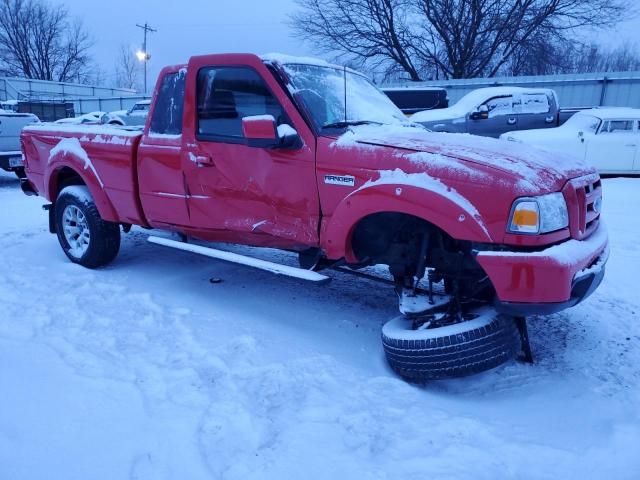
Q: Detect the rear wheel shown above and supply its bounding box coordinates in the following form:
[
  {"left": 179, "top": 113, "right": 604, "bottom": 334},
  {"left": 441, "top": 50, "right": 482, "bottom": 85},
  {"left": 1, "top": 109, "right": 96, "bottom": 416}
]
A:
[
  {"left": 55, "top": 186, "right": 120, "bottom": 268},
  {"left": 14, "top": 167, "right": 26, "bottom": 179},
  {"left": 382, "top": 308, "right": 520, "bottom": 381}
]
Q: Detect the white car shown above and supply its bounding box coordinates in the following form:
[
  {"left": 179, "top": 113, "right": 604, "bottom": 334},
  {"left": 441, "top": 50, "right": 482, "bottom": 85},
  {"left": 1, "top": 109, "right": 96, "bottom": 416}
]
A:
[
  {"left": 101, "top": 100, "right": 151, "bottom": 127},
  {"left": 55, "top": 111, "right": 105, "bottom": 125},
  {"left": 501, "top": 108, "right": 640, "bottom": 175}
]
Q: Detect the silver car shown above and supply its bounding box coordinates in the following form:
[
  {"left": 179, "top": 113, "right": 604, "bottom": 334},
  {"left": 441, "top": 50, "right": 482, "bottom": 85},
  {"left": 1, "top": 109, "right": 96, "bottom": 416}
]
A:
[
  {"left": 411, "top": 87, "right": 560, "bottom": 138},
  {"left": 0, "top": 110, "right": 39, "bottom": 178}
]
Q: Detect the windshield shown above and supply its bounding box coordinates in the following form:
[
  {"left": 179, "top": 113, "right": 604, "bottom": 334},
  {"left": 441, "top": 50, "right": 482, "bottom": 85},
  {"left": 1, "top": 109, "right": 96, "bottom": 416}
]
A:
[
  {"left": 131, "top": 103, "right": 150, "bottom": 113},
  {"left": 564, "top": 113, "right": 601, "bottom": 133},
  {"left": 282, "top": 64, "right": 408, "bottom": 130}
]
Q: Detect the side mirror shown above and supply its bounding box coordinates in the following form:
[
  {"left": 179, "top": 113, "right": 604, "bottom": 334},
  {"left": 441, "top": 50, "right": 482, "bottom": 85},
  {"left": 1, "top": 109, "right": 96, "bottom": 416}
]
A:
[
  {"left": 242, "top": 115, "right": 301, "bottom": 149},
  {"left": 276, "top": 123, "right": 302, "bottom": 149},
  {"left": 470, "top": 105, "right": 489, "bottom": 120}
]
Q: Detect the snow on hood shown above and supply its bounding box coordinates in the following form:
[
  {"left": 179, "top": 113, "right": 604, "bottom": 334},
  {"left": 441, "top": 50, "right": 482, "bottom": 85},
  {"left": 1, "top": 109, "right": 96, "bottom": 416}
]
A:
[
  {"left": 410, "top": 106, "right": 467, "bottom": 124},
  {"left": 501, "top": 127, "right": 572, "bottom": 143},
  {"left": 335, "top": 124, "right": 593, "bottom": 192}
]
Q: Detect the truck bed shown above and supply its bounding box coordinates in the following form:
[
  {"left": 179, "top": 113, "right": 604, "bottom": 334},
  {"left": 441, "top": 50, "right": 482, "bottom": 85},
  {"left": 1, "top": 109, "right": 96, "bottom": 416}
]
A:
[{"left": 21, "top": 123, "right": 146, "bottom": 225}]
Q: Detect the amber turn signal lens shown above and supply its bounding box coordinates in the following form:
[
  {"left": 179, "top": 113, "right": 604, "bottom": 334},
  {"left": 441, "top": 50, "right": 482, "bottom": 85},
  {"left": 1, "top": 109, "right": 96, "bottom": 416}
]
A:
[{"left": 512, "top": 209, "right": 538, "bottom": 227}]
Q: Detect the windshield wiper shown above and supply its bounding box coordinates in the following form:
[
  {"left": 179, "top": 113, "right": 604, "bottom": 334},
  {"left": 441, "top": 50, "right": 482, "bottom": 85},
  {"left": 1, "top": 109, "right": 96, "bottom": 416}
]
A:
[{"left": 321, "top": 120, "right": 382, "bottom": 129}]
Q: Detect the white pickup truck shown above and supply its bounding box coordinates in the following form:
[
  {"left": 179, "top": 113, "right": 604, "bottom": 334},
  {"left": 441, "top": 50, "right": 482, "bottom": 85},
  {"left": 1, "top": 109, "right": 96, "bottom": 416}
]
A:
[{"left": 0, "top": 110, "right": 39, "bottom": 178}]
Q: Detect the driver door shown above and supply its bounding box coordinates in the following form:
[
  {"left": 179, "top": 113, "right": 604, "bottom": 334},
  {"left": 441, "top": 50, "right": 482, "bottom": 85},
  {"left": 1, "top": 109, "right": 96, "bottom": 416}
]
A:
[
  {"left": 468, "top": 95, "right": 517, "bottom": 137},
  {"left": 180, "top": 55, "right": 320, "bottom": 248}
]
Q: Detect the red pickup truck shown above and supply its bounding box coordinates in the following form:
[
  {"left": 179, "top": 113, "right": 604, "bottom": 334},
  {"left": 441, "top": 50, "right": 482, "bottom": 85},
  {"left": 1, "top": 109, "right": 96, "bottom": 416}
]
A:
[{"left": 20, "top": 53, "right": 608, "bottom": 381}]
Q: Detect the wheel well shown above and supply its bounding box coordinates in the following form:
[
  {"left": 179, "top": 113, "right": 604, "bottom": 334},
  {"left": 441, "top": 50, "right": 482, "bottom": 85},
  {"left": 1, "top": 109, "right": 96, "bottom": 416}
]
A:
[
  {"left": 350, "top": 212, "right": 489, "bottom": 292},
  {"left": 351, "top": 212, "right": 434, "bottom": 277},
  {"left": 53, "top": 167, "right": 85, "bottom": 198}
]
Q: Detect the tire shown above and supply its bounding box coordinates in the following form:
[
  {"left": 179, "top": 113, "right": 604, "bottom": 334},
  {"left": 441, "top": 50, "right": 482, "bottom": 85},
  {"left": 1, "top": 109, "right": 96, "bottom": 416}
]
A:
[
  {"left": 14, "top": 167, "right": 26, "bottom": 179},
  {"left": 382, "top": 307, "right": 520, "bottom": 381},
  {"left": 55, "top": 185, "right": 121, "bottom": 268}
]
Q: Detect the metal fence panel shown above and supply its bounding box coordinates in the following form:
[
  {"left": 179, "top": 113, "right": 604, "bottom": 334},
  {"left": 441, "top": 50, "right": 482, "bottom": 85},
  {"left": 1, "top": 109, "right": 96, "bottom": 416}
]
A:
[{"left": 0, "top": 76, "right": 136, "bottom": 101}]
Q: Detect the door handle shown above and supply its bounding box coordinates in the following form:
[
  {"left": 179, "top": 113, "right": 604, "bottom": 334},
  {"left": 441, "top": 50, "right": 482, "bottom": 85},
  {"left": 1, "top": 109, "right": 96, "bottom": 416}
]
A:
[
  {"left": 507, "top": 117, "right": 517, "bottom": 125},
  {"left": 193, "top": 154, "right": 215, "bottom": 167},
  {"left": 625, "top": 143, "right": 637, "bottom": 147}
]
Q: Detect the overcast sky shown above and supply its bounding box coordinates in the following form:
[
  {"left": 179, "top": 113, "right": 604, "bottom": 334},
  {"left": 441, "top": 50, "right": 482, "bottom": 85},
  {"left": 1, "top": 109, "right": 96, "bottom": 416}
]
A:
[
  {"left": 52, "top": 0, "right": 638, "bottom": 90},
  {"left": 51, "top": 0, "right": 314, "bottom": 89}
]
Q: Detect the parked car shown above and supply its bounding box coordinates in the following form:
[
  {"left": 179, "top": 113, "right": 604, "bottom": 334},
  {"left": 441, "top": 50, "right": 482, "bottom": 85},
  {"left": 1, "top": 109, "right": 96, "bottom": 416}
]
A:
[
  {"left": 411, "top": 86, "right": 561, "bottom": 137},
  {"left": 5, "top": 100, "right": 74, "bottom": 122},
  {"left": 0, "top": 110, "right": 39, "bottom": 178},
  {"left": 55, "top": 111, "right": 105, "bottom": 125},
  {"left": 501, "top": 108, "right": 640, "bottom": 175},
  {"left": 20, "top": 53, "right": 607, "bottom": 381},
  {"left": 100, "top": 100, "right": 151, "bottom": 126},
  {"left": 382, "top": 87, "right": 448, "bottom": 115}
]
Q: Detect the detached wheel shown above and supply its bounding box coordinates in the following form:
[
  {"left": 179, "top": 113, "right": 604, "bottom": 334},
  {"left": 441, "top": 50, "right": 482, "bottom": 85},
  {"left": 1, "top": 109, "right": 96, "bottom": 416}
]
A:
[
  {"left": 55, "top": 185, "right": 121, "bottom": 268},
  {"left": 382, "top": 308, "right": 520, "bottom": 381}
]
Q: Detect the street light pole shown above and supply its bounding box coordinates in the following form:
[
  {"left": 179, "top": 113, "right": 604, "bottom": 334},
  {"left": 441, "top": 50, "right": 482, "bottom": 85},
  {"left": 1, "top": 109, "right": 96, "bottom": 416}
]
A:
[{"left": 135, "top": 22, "right": 156, "bottom": 93}]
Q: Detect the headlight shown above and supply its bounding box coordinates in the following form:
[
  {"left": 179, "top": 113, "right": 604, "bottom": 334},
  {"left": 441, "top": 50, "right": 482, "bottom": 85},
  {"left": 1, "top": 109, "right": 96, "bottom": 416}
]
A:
[{"left": 508, "top": 192, "right": 568, "bottom": 234}]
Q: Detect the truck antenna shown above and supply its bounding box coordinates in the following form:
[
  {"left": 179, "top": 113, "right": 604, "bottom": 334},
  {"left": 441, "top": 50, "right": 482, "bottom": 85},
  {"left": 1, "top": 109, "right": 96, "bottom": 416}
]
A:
[{"left": 343, "top": 65, "right": 347, "bottom": 124}]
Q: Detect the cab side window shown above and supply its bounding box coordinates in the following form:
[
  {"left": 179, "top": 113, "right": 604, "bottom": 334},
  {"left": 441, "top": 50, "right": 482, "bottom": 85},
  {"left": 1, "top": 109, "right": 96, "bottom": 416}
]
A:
[
  {"left": 600, "top": 120, "right": 634, "bottom": 134},
  {"left": 484, "top": 96, "right": 514, "bottom": 118},
  {"left": 517, "top": 93, "right": 550, "bottom": 114},
  {"left": 197, "top": 66, "right": 288, "bottom": 142},
  {"left": 149, "top": 70, "right": 186, "bottom": 135}
]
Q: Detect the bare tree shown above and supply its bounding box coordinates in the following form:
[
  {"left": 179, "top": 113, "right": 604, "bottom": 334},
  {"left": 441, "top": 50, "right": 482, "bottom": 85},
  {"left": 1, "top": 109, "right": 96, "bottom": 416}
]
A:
[
  {"left": 291, "top": 0, "right": 629, "bottom": 80},
  {"left": 0, "top": 0, "right": 93, "bottom": 82},
  {"left": 114, "top": 45, "right": 141, "bottom": 91},
  {"left": 505, "top": 39, "right": 640, "bottom": 75}
]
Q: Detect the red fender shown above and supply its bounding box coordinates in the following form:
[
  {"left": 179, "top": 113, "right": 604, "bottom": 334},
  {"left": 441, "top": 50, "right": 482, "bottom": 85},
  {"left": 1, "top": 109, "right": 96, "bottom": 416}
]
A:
[
  {"left": 321, "top": 183, "right": 493, "bottom": 262},
  {"left": 46, "top": 152, "right": 119, "bottom": 223}
]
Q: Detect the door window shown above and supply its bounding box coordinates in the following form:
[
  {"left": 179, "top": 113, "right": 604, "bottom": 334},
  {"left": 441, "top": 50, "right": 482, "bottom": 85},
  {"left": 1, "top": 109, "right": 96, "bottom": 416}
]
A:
[
  {"left": 149, "top": 70, "right": 186, "bottom": 135},
  {"left": 196, "top": 67, "right": 288, "bottom": 142},
  {"left": 599, "top": 120, "right": 634, "bottom": 134},
  {"left": 515, "top": 93, "right": 550, "bottom": 114},
  {"left": 484, "top": 96, "right": 514, "bottom": 118}
]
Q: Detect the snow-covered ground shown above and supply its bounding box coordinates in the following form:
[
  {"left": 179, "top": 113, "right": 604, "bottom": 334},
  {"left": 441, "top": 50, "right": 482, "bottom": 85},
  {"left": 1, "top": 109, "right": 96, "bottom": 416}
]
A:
[{"left": 0, "top": 170, "right": 639, "bottom": 480}]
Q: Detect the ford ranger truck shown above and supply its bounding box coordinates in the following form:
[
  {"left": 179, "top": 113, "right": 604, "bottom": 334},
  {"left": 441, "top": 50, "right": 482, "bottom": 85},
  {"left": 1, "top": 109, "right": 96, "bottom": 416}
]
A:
[{"left": 19, "top": 53, "right": 608, "bottom": 381}]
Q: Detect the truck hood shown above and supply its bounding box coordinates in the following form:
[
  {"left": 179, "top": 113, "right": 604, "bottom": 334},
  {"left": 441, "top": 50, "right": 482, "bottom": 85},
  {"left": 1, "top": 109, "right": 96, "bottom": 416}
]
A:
[
  {"left": 410, "top": 107, "right": 464, "bottom": 124},
  {"left": 500, "top": 127, "right": 577, "bottom": 144},
  {"left": 334, "top": 124, "right": 594, "bottom": 193}
]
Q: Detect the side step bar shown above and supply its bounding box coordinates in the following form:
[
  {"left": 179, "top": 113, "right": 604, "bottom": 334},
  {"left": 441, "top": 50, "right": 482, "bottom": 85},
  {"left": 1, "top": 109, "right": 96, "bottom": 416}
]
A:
[{"left": 148, "top": 236, "right": 331, "bottom": 284}]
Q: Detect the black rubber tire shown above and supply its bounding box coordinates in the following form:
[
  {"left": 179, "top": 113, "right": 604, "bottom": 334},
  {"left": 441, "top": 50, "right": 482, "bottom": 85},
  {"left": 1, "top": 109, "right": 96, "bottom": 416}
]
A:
[
  {"left": 55, "top": 185, "right": 121, "bottom": 268},
  {"left": 382, "top": 308, "right": 520, "bottom": 381},
  {"left": 14, "top": 167, "right": 26, "bottom": 179}
]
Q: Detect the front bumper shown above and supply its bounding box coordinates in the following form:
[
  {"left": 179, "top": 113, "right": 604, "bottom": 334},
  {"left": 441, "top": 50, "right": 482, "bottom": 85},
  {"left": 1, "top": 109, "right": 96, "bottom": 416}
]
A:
[{"left": 475, "top": 223, "right": 609, "bottom": 316}]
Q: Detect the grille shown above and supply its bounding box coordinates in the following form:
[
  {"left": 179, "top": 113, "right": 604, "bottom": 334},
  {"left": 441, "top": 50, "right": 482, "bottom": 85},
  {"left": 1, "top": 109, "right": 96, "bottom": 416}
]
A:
[{"left": 568, "top": 176, "right": 602, "bottom": 239}]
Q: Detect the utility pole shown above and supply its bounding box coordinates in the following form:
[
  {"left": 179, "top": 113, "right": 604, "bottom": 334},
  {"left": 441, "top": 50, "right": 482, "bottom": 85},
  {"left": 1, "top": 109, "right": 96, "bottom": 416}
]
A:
[{"left": 135, "top": 22, "right": 157, "bottom": 93}]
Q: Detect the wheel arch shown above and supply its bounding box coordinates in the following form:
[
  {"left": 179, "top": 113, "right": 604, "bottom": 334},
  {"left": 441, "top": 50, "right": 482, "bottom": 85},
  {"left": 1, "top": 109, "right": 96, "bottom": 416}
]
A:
[
  {"left": 322, "top": 183, "right": 492, "bottom": 262},
  {"left": 47, "top": 161, "right": 118, "bottom": 222}
]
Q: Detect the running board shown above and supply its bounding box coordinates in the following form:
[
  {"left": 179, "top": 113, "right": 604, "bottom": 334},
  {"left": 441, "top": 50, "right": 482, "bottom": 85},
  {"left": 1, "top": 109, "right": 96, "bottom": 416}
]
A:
[{"left": 148, "top": 236, "right": 331, "bottom": 283}]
